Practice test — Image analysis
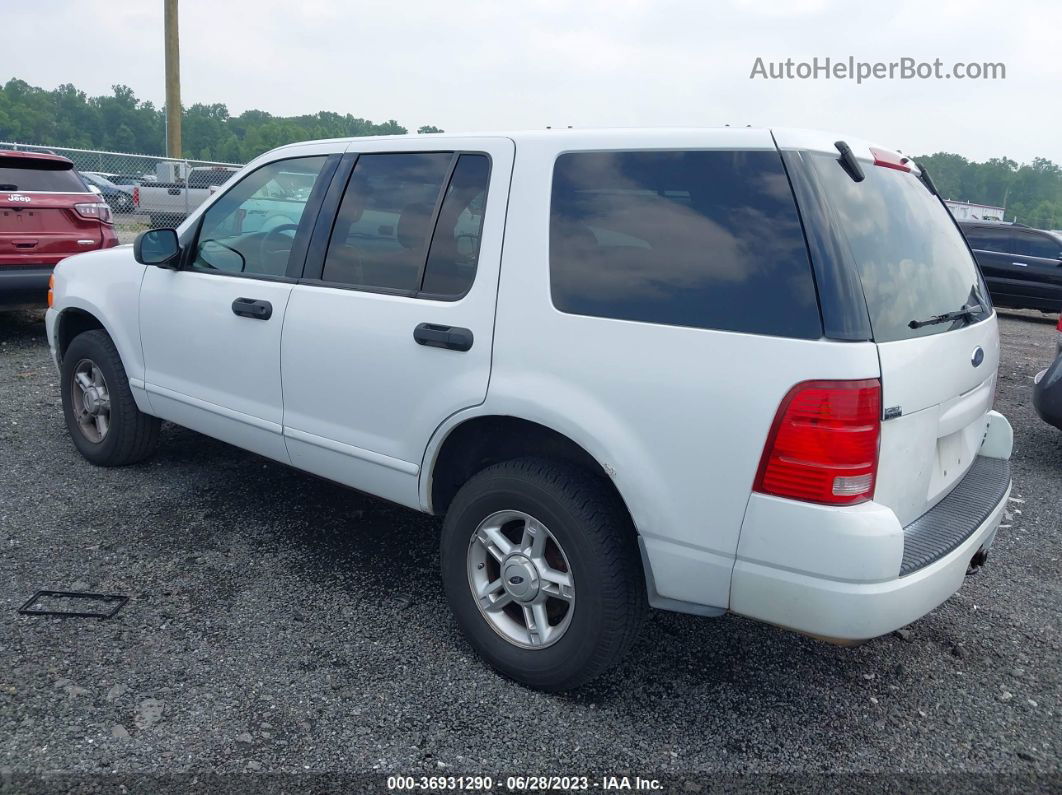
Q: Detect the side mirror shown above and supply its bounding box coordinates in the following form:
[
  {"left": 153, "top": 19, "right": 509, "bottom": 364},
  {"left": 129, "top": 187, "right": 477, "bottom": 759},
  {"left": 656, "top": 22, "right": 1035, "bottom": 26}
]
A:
[{"left": 134, "top": 228, "right": 181, "bottom": 268}]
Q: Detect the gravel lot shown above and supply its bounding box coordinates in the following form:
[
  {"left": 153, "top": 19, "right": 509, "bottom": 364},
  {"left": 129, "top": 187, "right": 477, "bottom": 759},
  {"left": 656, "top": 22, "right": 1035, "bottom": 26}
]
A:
[{"left": 1, "top": 308, "right": 1059, "bottom": 787}]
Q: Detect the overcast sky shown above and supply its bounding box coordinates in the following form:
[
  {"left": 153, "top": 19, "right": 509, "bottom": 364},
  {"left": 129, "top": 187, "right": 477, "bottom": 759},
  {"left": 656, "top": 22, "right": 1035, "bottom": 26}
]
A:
[{"left": 6, "top": 0, "right": 1060, "bottom": 163}]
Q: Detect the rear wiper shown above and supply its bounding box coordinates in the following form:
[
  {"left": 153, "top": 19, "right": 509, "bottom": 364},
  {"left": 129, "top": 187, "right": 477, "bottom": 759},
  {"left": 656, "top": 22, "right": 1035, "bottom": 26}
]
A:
[
  {"left": 834, "top": 141, "right": 865, "bottom": 183},
  {"left": 908, "top": 306, "right": 985, "bottom": 329},
  {"left": 0, "top": 183, "right": 18, "bottom": 190},
  {"left": 916, "top": 163, "right": 940, "bottom": 197}
]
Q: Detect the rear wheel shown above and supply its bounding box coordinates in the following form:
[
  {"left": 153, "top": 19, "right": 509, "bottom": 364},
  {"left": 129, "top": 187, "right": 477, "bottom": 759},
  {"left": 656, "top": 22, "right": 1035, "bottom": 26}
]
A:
[
  {"left": 441, "top": 457, "right": 646, "bottom": 691},
  {"left": 60, "top": 330, "right": 160, "bottom": 466}
]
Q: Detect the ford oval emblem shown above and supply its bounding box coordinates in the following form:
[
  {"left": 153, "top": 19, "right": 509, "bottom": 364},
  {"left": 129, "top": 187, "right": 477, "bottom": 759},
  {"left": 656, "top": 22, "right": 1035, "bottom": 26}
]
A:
[{"left": 971, "top": 346, "right": 985, "bottom": 367}]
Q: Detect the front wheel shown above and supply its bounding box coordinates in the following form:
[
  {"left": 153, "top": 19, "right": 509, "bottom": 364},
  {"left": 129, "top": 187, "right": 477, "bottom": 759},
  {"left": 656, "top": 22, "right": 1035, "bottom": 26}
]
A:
[
  {"left": 60, "top": 330, "right": 160, "bottom": 466},
  {"left": 441, "top": 458, "right": 646, "bottom": 691}
]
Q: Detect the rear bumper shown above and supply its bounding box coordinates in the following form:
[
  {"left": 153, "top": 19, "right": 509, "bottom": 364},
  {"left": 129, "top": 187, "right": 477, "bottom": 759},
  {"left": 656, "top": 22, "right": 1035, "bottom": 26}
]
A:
[
  {"left": 0, "top": 266, "right": 53, "bottom": 307},
  {"left": 730, "top": 414, "right": 1014, "bottom": 641}
]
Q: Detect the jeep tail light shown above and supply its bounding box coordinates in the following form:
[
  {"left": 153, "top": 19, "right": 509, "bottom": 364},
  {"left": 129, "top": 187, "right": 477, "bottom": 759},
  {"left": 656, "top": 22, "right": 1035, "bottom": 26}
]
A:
[
  {"left": 754, "top": 379, "right": 881, "bottom": 506},
  {"left": 74, "top": 202, "right": 113, "bottom": 224}
]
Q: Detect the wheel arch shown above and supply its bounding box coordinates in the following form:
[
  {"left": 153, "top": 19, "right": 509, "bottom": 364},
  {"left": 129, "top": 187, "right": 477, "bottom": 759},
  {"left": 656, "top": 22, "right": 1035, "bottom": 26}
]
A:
[
  {"left": 424, "top": 414, "right": 635, "bottom": 525},
  {"left": 52, "top": 296, "right": 151, "bottom": 415},
  {"left": 55, "top": 307, "right": 107, "bottom": 365}
]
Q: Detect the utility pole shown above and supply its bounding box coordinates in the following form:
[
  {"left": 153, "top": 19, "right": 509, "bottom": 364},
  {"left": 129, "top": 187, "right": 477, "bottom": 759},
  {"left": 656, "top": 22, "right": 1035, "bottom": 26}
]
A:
[{"left": 164, "top": 0, "right": 182, "bottom": 158}]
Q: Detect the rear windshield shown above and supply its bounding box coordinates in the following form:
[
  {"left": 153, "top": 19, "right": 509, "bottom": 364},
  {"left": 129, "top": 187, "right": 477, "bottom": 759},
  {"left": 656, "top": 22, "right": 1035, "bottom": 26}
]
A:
[
  {"left": 0, "top": 159, "right": 88, "bottom": 193},
  {"left": 549, "top": 150, "right": 822, "bottom": 339},
  {"left": 806, "top": 153, "right": 989, "bottom": 343}
]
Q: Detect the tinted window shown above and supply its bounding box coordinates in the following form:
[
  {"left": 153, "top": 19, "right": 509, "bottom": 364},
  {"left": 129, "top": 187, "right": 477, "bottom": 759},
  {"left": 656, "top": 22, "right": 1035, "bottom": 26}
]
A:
[
  {"left": 549, "top": 150, "right": 821, "bottom": 338},
  {"left": 1016, "top": 230, "right": 1062, "bottom": 259},
  {"left": 964, "top": 225, "right": 1022, "bottom": 255},
  {"left": 191, "top": 156, "right": 327, "bottom": 277},
  {"left": 421, "top": 154, "right": 491, "bottom": 296},
  {"left": 0, "top": 158, "right": 87, "bottom": 192},
  {"left": 322, "top": 153, "right": 453, "bottom": 292},
  {"left": 807, "top": 154, "right": 989, "bottom": 343},
  {"left": 963, "top": 226, "right": 1006, "bottom": 252}
]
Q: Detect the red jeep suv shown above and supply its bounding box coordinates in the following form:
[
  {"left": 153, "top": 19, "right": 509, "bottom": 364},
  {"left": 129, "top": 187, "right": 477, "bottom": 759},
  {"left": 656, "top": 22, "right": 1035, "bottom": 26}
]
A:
[{"left": 1, "top": 150, "right": 118, "bottom": 308}]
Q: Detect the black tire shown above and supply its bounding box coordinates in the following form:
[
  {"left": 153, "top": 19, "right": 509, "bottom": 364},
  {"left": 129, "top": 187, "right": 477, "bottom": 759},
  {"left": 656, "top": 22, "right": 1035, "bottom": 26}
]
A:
[
  {"left": 441, "top": 457, "right": 647, "bottom": 691},
  {"left": 61, "top": 329, "right": 160, "bottom": 466}
]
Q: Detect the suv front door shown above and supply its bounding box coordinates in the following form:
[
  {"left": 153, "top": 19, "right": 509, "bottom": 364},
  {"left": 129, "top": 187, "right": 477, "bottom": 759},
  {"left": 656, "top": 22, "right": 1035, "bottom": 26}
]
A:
[
  {"left": 279, "top": 137, "right": 514, "bottom": 508},
  {"left": 139, "top": 152, "right": 337, "bottom": 461}
]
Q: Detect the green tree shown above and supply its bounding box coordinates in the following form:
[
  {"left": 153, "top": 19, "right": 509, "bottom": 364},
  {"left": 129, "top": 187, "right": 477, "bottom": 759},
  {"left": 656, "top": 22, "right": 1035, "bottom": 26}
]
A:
[{"left": 0, "top": 77, "right": 439, "bottom": 163}]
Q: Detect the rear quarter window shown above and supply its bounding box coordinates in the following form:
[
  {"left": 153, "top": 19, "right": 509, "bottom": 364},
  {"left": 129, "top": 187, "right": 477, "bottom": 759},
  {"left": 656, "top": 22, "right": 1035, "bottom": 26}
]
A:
[{"left": 549, "top": 150, "right": 822, "bottom": 339}]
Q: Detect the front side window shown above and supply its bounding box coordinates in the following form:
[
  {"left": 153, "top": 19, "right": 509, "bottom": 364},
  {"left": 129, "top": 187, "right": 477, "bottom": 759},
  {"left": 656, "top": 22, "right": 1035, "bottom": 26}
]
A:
[
  {"left": 963, "top": 226, "right": 1002, "bottom": 252},
  {"left": 321, "top": 152, "right": 491, "bottom": 297},
  {"left": 549, "top": 150, "right": 821, "bottom": 338},
  {"left": 191, "top": 156, "right": 327, "bottom": 277}
]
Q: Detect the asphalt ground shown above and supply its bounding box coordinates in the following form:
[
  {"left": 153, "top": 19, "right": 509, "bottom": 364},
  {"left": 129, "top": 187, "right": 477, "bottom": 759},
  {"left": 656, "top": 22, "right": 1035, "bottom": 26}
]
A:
[{"left": 0, "top": 307, "right": 1059, "bottom": 792}]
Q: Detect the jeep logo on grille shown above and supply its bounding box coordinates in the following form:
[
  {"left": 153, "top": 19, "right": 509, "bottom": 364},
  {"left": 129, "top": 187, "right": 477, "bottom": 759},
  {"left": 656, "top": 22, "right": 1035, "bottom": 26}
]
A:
[
  {"left": 971, "top": 346, "right": 985, "bottom": 367},
  {"left": 7, "top": 194, "right": 31, "bottom": 203}
]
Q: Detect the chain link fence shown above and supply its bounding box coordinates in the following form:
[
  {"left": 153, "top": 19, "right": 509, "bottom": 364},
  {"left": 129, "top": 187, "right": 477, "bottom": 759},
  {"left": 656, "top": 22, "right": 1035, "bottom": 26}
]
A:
[{"left": 1, "top": 141, "right": 243, "bottom": 244}]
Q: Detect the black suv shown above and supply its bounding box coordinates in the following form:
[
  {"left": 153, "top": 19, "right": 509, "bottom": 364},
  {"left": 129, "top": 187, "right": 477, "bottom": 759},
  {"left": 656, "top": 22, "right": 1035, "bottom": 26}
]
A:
[{"left": 958, "top": 221, "right": 1062, "bottom": 312}]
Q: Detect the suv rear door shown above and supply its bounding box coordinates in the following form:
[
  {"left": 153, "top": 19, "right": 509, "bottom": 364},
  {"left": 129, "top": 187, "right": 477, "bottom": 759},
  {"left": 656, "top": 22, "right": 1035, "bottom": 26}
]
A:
[
  {"left": 779, "top": 132, "right": 999, "bottom": 526},
  {"left": 279, "top": 137, "right": 514, "bottom": 509}
]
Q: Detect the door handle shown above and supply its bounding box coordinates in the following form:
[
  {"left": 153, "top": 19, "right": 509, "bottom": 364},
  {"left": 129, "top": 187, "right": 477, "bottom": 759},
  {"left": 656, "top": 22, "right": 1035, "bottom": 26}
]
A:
[
  {"left": 231, "top": 297, "right": 273, "bottom": 320},
  {"left": 413, "top": 323, "right": 473, "bottom": 352},
  {"left": 1011, "top": 262, "right": 1028, "bottom": 267}
]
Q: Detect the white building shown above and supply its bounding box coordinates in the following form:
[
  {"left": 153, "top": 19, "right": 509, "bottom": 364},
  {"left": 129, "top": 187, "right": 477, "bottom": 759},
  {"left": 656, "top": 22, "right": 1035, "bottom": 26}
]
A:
[{"left": 945, "top": 200, "right": 1005, "bottom": 222}]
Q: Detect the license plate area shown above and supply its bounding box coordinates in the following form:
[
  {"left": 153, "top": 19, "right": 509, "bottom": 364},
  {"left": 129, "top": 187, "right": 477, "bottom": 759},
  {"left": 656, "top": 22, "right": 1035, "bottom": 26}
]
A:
[{"left": 18, "top": 590, "right": 129, "bottom": 619}]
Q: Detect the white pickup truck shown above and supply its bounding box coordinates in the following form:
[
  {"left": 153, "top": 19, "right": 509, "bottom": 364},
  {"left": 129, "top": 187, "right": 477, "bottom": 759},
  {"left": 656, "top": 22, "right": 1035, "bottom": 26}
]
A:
[
  {"left": 46, "top": 128, "right": 1013, "bottom": 691},
  {"left": 133, "top": 165, "right": 237, "bottom": 227}
]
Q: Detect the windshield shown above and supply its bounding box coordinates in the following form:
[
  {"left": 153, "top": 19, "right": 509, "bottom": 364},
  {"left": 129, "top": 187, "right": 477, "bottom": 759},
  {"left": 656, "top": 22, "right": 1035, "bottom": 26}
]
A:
[{"left": 806, "top": 152, "right": 990, "bottom": 343}]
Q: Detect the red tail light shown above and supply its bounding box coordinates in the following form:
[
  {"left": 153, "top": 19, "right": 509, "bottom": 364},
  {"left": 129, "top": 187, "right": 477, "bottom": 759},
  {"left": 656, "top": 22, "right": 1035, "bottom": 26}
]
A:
[
  {"left": 1056, "top": 316, "right": 1062, "bottom": 332},
  {"left": 754, "top": 379, "right": 881, "bottom": 506},
  {"left": 870, "top": 146, "right": 911, "bottom": 173},
  {"left": 74, "top": 202, "right": 113, "bottom": 224},
  {"left": 133, "top": 186, "right": 140, "bottom": 207}
]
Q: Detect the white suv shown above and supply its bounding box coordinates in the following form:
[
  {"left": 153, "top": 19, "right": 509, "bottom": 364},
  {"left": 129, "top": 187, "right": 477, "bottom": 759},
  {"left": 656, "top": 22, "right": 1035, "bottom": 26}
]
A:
[{"left": 46, "top": 128, "right": 1014, "bottom": 691}]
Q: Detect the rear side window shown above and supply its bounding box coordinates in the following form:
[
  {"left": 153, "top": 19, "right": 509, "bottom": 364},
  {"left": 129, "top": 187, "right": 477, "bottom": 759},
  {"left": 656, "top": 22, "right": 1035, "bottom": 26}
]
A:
[
  {"left": 549, "top": 150, "right": 821, "bottom": 338},
  {"left": 1016, "top": 230, "right": 1062, "bottom": 260},
  {"left": 0, "top": 158, "right": 87, "bottom": 192},
  {"left": 321, "top": 152, "right": 491, "bottom": 297},
  {"left": 806, "top": 154, "right": 989, "bottom": 343}
]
